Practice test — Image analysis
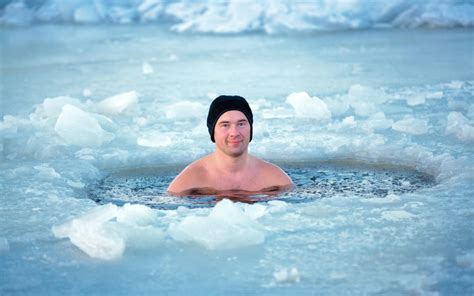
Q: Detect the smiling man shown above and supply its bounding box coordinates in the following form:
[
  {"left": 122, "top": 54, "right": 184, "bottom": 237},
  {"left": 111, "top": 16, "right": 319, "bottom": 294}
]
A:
[{"left": 167, "top": 95, "right": 293, "bottom": 196}]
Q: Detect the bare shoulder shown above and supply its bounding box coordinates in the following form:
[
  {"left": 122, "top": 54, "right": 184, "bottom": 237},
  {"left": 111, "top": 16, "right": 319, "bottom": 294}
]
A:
[
  {"left": 254, "top": 157, "right": 293, "bottom": 186},
  {"left": 167, "top": 157, "right": 209, "bottom": 194}
]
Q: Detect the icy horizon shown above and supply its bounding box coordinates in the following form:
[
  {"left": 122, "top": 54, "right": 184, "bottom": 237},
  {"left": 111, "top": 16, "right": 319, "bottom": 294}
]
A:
[{"left": 1, "top": 0, "right": 474, "bottom": 33}]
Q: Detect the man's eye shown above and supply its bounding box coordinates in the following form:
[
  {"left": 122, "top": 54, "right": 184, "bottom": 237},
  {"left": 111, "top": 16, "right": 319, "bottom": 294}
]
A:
[{"left": 239, "top": 122, "right": 246, "bottom": 126}]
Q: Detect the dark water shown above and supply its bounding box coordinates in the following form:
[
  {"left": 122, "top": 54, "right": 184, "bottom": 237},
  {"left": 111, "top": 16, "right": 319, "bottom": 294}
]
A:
[{"left": 87, "top": 161, "right": 435, "bottom": 209}]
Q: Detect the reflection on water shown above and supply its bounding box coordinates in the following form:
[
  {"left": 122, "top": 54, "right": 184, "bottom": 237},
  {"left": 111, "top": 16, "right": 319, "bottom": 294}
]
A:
[
  {"left": 88, "top": 161, "right": 435, "bottom": 209},
  {"left": 176, "top": 185, "right": 294, "bottom": 203}
]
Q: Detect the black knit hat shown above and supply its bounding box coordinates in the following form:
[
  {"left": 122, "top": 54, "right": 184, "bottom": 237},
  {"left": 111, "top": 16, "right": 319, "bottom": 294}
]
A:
[{"left": 207, "top": 95, "right": 253, "bottom": 142}]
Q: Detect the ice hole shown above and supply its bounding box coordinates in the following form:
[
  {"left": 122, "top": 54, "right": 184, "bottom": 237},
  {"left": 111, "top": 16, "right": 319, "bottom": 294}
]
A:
[{"left": 87, "top": 161, "right": 435, "bottom": 209}]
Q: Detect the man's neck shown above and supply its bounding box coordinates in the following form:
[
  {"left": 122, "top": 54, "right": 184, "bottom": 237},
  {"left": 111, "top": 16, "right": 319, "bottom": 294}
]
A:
[{"left": 212, "top": 150, "right": 250, "bottom": 174}]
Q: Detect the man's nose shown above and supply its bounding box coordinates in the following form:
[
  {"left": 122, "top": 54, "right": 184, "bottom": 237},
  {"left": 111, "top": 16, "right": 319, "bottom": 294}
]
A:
[{"left": 229, "top": 124, "right": 240, "bottom": 136}]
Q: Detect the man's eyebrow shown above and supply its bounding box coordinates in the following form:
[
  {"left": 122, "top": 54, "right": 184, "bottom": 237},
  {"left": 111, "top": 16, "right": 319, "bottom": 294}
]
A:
[{"left": 217, "top": 119, "right": 248, "bottom": 124}]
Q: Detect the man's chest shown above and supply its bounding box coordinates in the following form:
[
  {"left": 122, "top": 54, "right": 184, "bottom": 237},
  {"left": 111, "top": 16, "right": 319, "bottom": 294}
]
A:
[{"left": 206, "top": 170, "right": 263, "bottom": 191}]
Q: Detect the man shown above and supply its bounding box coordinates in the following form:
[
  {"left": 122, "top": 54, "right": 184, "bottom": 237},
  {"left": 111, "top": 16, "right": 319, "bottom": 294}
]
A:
[{"left": 167, "top": 95, "right": 293, "bottom": 196}]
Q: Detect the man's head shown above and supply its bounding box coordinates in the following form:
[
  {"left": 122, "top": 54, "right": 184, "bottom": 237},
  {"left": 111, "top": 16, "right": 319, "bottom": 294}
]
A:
[{"left": 207, "top": 95, "right": 253, "bottom": 143}]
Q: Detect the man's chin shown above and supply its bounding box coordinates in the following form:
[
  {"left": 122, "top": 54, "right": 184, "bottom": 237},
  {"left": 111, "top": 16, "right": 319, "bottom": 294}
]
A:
[
  {"left": 226, "top": 148, "right": 246, "bottom": 158},
  {"left": 229, "top": 151, "right": 245, "bottom": 158}
]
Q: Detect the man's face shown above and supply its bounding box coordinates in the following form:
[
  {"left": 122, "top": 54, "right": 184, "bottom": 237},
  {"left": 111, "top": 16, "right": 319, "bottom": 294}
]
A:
[{"left": 213, "top": 110, "right": 251, "bottom": 157}]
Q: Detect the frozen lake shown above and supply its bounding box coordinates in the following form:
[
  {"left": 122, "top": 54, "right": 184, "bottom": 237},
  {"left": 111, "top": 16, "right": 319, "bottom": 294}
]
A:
[{"left": 1, "top": 22, "right": 473, "bottom": 295}]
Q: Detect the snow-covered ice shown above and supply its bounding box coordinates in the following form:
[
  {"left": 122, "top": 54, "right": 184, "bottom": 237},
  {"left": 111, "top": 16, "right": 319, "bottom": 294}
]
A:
[{"left": 1, "top": 4, "right": 473, "bottom": 295}]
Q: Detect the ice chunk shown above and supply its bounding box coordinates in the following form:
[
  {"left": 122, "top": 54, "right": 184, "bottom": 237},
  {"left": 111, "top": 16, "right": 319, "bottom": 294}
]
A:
[
  {"left": 322, "top": 96, "right": 350, "bottom": 116},
  {"left": 52, "top": 204, "right": 124, "bottom": 260},
  {"left": 243, "top": 203, "right": 267, "bottom": 220},
  {"left": 55, "top": 204, "right": 119, "bottom": 237},
  {"left": 117, "top": 204, "right": 164, "bottom": 250},
  {"left": 381, "top": 210, "right": 415, "bottom": 221},
  {"left": 97, "top": 91, "right": 139, "bottom": 116},
  {"left": 273, "top": 267, "right": 301, "bottom": 284},
  {"left": 426, "top": 91, "right": 443, "bottom": 99},
  {"left": 34, "top": 164, "right": 61, "bottom": 179},
  {"left": 328, "top": 116, "right": 358, "bottom": 131},
  {"left": 142, "top": 62, "right": 154, "bottom": 75},
  {"left": 55, "top": 104, "right": 115, "bottom": 147},
  {"left": 406, "top": 91, "right": 443, "bottom": 106},
  {"left": 137, "top": 132, "right": 172, "bottom": 148},
  {"left": 406, "top": 94, "right": 426, "bottom": 106},
  {"left": 165, "top": 101, "right": 207, "bottom": 119},
  {"left": 392, "top": 116, "right": 429, "bottom": 135},
  {"left": 117, "top": 203, "right": 157, "bottom": 226},
  {"left": 324, "top": 85, "right": 386, "bottom": 117},
  {"left": 168, "top": 54, "right": 179, "bottom": 61},
  {"left": 75, "top": 148, "right": 95, "bottom": 161},
  {"left": 286, "top": 92, "right": 331, "bottom": 120},
  {"left": 123, "top": 224, "right": 164, "bottom": 250},
  {"left": 346, "top": 84, "right": 387, "bottom": 116},
  {"left": 35, "top": 96, "right": 83, "bottom": 120},
  {"left": 53, "top": 203, "right": 164, "bottom": 260},
  {"left": 134, "top": 116, "right": 148, "bottom": 127},
  {"left": 67, "top": 180, "right": 85, "bottom": 188},
  {"left": 168, "top": 199, "right": 264, "bottom": 249},
  {"left": 445, "top": 112, "right": 474, "bottom": 142},
  {"left": 351, "top": 100, "right": 378, "bottom": 116},
  {"left": 362, "top": 112, "right": 394, "bottom": 132},
  {"left": 342, "top": 116, "right": 356, "bottom": 127},
  {"left": 445, "top": 81, "right": 464, "bottom": 89},
  {"left": 82, "top": 89, "right": 92, "bottom": 97}
]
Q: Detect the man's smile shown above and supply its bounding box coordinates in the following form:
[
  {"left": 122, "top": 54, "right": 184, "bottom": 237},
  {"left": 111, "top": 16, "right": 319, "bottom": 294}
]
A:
[{"left": 227, "top": 140, "right": 242, "bottom": 144}]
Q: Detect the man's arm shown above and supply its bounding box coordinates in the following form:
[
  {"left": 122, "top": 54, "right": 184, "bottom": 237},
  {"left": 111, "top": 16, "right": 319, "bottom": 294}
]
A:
[
  {"left": 262, "top": 161, "right": 293, "bottom": 187},
  {"left": 167, "top": 163, "right": 205, "bottom": 195}
]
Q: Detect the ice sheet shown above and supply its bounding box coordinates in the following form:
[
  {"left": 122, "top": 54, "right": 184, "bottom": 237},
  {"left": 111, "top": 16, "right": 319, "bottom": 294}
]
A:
[{"left": 1, "top": 25, "right": 473, "bottom": 296}]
